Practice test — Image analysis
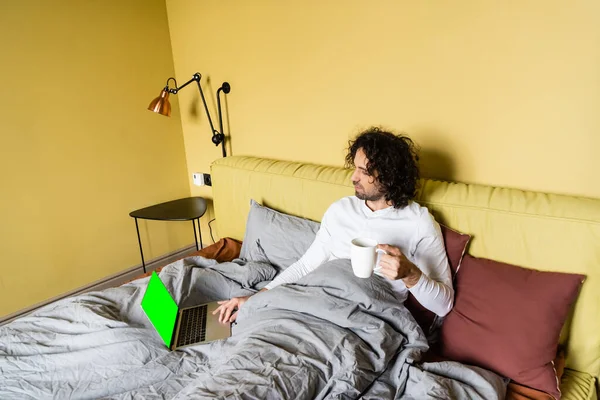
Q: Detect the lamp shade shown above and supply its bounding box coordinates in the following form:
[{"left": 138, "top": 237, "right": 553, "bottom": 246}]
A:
[{"left": 148, "top": 89, "right": 171, "bottom": 116}]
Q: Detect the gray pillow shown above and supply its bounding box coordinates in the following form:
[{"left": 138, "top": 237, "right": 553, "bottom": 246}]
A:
[{"left": 240, "top": 200, "right": 320, "bottom": 271}]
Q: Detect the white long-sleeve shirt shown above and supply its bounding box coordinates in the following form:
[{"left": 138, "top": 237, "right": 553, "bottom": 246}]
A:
[{"left": 264, "top": 196, "right": 454, "bottom": 317}]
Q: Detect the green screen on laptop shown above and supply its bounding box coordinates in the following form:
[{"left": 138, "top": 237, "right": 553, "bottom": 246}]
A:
[{"left": 141, "top": 271, "right": 179, "bottom": 347}]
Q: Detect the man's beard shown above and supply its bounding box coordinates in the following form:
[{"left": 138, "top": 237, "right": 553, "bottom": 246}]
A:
[{"left": 355, "top": 189, "right": 385, "bottom": 202}]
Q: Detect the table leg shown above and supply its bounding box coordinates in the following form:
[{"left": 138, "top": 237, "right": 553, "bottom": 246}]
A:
[
  {"left": 134, "top": 218, "right": 146, "bottom": 273},
  {"left": 192, "top": 219, "right": 199, "bottom": 251},
  {"left": 197, "top": 218, "right": 203, "bottom": 249}
]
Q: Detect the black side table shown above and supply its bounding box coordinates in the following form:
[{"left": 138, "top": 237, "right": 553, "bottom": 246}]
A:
[{"left": 129, "top": 197, "right": 207, "bottom": 273}]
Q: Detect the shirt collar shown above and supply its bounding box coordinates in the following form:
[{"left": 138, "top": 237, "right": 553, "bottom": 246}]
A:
[{"left": 360, "top": 200, "right": 394, "bottom": 217}]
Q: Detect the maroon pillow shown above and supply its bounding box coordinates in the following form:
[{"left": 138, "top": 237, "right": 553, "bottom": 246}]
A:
[
  {"left": 440, "top": 224, "right": 471, "bottom": 277},
  {"left": 438, "top": 254, "right": 585, "bottom": 399},
  {"left": 404, "top": 224, "right": 471, "bottom": 333}
]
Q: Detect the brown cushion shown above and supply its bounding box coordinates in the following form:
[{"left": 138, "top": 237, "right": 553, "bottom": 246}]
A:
[
  {"left": 187, "top": 237, "right": 242, "bottom": 263},
  {"left": 504, "top": 383, "right": 554, "bottom": 400},
  {"left": 404, "top": 224, "right": 471, "bottom": 333},
  {"left": 438, "top": 254, "right": 585, "bottom": 399}
]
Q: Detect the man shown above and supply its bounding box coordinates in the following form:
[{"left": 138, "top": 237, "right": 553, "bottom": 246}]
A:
[{"left": 214, "top": 127, "right": 453, "bottom": 323}]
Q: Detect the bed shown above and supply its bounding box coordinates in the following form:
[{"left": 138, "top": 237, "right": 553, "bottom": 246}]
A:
[{"left": 1, "top": 155, "right": 598, "bottom": 400}]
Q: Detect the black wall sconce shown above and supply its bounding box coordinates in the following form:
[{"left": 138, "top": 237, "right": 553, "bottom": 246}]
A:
[{"left": 148, "top": 73, "right": 231, "bottom": 157}]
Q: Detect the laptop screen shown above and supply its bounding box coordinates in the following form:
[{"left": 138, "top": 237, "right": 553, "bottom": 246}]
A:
[{"left": 141, "top": 271, "right": 179, "bottom": 347}]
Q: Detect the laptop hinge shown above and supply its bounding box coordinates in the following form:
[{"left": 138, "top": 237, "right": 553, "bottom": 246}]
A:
[{"left": 170, "top": 312, "right": 180, "bottom": 350}]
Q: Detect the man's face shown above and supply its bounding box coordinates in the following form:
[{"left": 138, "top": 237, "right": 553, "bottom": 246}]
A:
[{"left": 351, "top": 148, "right": 385, "bottom": 202}]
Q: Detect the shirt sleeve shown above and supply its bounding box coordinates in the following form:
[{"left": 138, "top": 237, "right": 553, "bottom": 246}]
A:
[
  {"left": 264, "top": 210, "right": 333, "bottom": 290},
  {"left": 407, "top": 227, "right": 454, "bottom": 317}
]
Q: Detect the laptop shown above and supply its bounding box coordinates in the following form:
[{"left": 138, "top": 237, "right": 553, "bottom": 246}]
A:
[{"left": 141, "top": 271, "right": 231, "bottom": 350}]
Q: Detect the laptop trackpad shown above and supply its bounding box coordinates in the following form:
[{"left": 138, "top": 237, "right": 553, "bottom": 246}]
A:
[{"left": 204, "top": 302, "right": 232, "bottom": 342}]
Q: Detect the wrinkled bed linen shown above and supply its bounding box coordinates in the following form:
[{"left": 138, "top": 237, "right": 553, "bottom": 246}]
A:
[{"left": 0, "top": 257, "right": 507, "bottom": 399}]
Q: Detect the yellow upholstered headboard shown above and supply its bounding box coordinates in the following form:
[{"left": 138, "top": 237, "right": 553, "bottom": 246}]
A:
[{"left": 211, "top": 155, "right": 600, "bottom": 379}]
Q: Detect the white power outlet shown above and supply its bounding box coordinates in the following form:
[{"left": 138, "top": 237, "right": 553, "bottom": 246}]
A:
[
  {"left": 192, "top": 172, "right": 212, "bottom": 186},
  {"left": 192, "top": 172, "right": 205, "bottom": 186}
]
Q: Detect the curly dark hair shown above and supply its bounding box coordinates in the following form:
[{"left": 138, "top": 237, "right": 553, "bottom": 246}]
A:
[{"left": 345, "top": 127, "right": 420, "bottom": 209}]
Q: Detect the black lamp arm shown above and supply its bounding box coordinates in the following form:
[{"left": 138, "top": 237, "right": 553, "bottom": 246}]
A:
[
  {"left": 166, "top": 77, "right": 178, "bottom": 90},
  {"left": 168, "top": 73, "right": 198, "bottom": 94},
  {"left": 165, "top": 73, "right": 229, "bottom": 157},
  {"left": 216, "top": 82, "right": 231, "bottom": 158}
]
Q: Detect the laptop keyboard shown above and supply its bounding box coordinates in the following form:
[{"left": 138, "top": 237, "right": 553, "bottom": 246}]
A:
[{"left": 177, "top": 304, "right": 207, "bottom": 347}]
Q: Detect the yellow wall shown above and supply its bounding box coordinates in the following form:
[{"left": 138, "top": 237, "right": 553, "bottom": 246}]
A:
[
  {"left": 0, "top": 0, "right": 191, "bottom": 317},
  {"left": 166, "top": 0, "right": 600, "bottom": 240},
  {"left": 4, "top": 0, "right": 597, "bottom": 318}
]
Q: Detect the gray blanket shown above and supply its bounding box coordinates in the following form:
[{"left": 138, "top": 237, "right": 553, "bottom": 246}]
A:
[{"left": 0, "top": 257, "right": 507, "bottom": 399}]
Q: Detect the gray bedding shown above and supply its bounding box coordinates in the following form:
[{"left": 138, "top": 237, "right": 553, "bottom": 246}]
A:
[{"left": 0, "top": 257, "right": 507, "bottom": 399}]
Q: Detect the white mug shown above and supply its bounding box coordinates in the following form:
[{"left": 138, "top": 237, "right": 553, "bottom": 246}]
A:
[{"left": 350, "top": 238, "right": 387, "bottom": 278}]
